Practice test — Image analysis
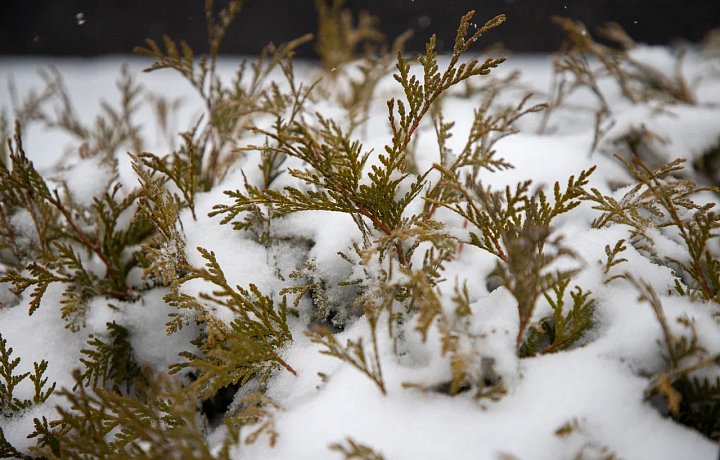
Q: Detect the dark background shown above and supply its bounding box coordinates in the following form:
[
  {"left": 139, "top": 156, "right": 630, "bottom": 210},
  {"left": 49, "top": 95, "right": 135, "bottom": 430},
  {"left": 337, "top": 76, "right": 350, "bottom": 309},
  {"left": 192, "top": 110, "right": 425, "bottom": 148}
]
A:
[{"left": 1, "top": 0, "right": 719, "bottom": 57}]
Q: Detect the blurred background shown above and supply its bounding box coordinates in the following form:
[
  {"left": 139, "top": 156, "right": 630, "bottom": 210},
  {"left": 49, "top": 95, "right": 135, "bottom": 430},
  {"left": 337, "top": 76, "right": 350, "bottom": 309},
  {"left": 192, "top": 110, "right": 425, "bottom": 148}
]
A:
[{"left": 2, "top": 0, "right": 720, "bottom": 57}]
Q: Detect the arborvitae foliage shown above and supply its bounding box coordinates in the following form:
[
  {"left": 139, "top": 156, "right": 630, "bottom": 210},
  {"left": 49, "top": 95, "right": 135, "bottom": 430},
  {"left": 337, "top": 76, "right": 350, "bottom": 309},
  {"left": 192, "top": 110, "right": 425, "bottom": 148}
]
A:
[
  {"left": 4, "top": 2, "right": 720, "bottom": 457},
  {"left": 0, "top": 88, "right": 152, "bottom": 331},
  {"left": 77, "top": 322, "right": 146, "bottom": 394},
  {"left": 307, "top": 324, "right": 386, "bottom": 395},
  {"left": 330, "top": 437, "right": 387, "bottom": 460},
  {"left": 341, "top": 30, "right": 414, "bottom": 134},
  {"left": 169, "top": 248, "right": 295, "bottom": 399},
  {"left": 520, "top": 279, "right": 596, "bottom": 357},
  {"left": 134, "top": 0, "right": 314, "bottom": 190},
  {"left": 422, "top": 92, "right": 547, "bottom": 221},
  {"left": 133, "top": 0, "right": 244, "bottom": 187},
  {"left": 315, "top": 0, "right": 386, "bottom": 73},
  {"left": 0, "top": 111, "right": 9, "bottom": 168},
  {"left": 625, "top": 274, "right": 720, "bottom": 438},
  {"left": 493, "top": 225, "right": 580, "bottom": 350},
  {"left": 0, "top": 334, "right": 55, "bottom": 417},
  {"left": 213, "top": 11, "right": 507, "bottom": 268},
  {"left": 432, "top": 165, "right": 594, "bottom": 262},
  {"left": 235, "top": 391, "right": 283, "bottom": 448},
  {"left": 550, "top": 16, "right": 695, "bottom": 106},
  {"left": 549, "top": 418, "right": 623, "bottom": 460},
  {"left": 0, "top": 332, "right": 56, "bottom": 459},
  {"left": 279, "top": 260, "right": 342, "bottom": 321},
  {"left": 580, "top": 156, "right": 720, "bottom": 302},
  {"left": 31, "top": 370, "right": 243, "bottom": 460},
  {"left": 673, "top": 376, "right": 720, "bottom": 441},
  {"left": 403, "top": 269, "right": 507, "bottom": 399},
  {"left": 9, "top": 65, "right": 144, "bottom": 160},
  {"left": 570, "top": 143, "right": 720, "bottom": 441},
  {"left": 538, "top": 16, "right": 707, "bottom": 141},
  {"left": 433, "top": 163, "right": 594, "bottom": 348},
  {"left": 602, "top": 239, "right": 628, "bottom": 283},
  {"left": 135, "top": 34, "right": 317, "bottom": 202},
  {"left": 130, "top": 0, "right": 313, "bottom": 393},
  {"left": 131, "top": 156, "right": 188, "bottom": 290}
]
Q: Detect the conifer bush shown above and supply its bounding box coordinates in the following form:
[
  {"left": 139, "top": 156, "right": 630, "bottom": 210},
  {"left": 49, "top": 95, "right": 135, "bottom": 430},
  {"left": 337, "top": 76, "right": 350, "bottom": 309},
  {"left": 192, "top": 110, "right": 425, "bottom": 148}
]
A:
[{"left": 1, "top": 2, "right": 720, "bottom": 459}]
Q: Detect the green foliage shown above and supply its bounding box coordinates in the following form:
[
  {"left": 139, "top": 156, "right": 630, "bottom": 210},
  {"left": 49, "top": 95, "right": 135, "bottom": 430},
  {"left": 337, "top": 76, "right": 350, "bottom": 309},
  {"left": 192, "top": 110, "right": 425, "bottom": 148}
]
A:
[
  {"left": 341, "top": 30, "right": 414, "bottom": 134},
  {"left": 31, "top": 370, "right": 244, "bottom": 460},
  {"left": 602, "top": 239, "right": 628, "bottom": 283},
  {"left": 432, "top": 163, "right": 593, "bottom": 349},
  {"left": 551, "top": 16, "right": 695, "bottom": 106},
  {"left": 422, "top": 93, "right": 547, "bottom": 222},
  {"left": 279, "top": 258, "right": 334, "bottom": 321},
  {"left": 168, "top": 247, "right": 295, "bottom": 399},
  {"left": 581, "top": 158, "right": 713, "bottom": 235},
  {"left": 25, "top": 416, "right": 62, "bottom": 458},
  {"left": 673, "top": 376, "right": 720, "bottom": 441},
  {"left": 235, "top": 392, "right": 283, "bottom": 447},
  {"left": 178, "top": 312, "right": 289, "bottom": 399},
  {"left": 520, "top": 280, "right": 596, "bottom": 357},
  {"left": 580, "top": 156, "right": 720, "bottom": 302},
  {"left": 4, "top": 3, "right": 720, "bottom": 457},
  {"left": 0, "top": 110, "right": 9, "bottom": 168},
  {"left": 0, "top": 121, "right": 154, "bottom": 330},
  {"left": 494, "top": 226, "right": 580, "bottom": 349},
  {"left": 77, "top": 322, "right": 146, "bottom": 394},
  {"left": 0, "top": 436, "right": 27, "bottom": 459},
  {"left": 674, "top": 211, "right": 720, "bottom": 302},
  {"left": 0, "top": 333, "right": 55, "bottom": 417},
  {"left": 132, "top": 135, "right": 200, "bottom": 220},
  {"left": 0, "top": 122, "right": 57, "bottom": 265},
  {"left": 402, "top": 270, "right": 506, "bottom": 400},
  {"left": 625, "top": 274, "right": 720, "bottom": 438},
  {"left": 330, "top": 437, "right": 387, "bottom": 460},
  {"left": 213, "top": 112, "right": 422, "bottom": 260},
  {"left": 546, "top": 285, "right": 595, "bottom": 352},
  {"left": 307, "top": 324, "right": 386, "bottom": 395},
  {"left": 131, "top": 156, "right": 188, "bottom": 289},
  {"left": 213, "top": 10, "right": 507, "bottom": 268},
  {"left": 627, "top": 275, "right": 706, "bottom": 369},
  {"left": 299, "top": 235, "right": 459, "bottom": 394},
  {"left": 10, "top": 65, "right": 144, "bottom": 159},
  {"left": 206, "top": 54, "right": 316, "bottom": 241},
  {"left": 393, "top": 12, "right": 505, "bottom": 146},
  {"left": 135, "top": 0, "right": 313, "bottom": 189},
  {"left": 315, "top": 0, "right": 386, "bottom": 72},
  {"left": 410, "top": 277, "right": 471, "bottom": 393},
  {"left": 540, "top": 16, "right": 702, "bottom": 137},
  {"left": 431, "top": 164, "right": 594, "bottom": 261},
  {"left": 0, "top": 332, "right": 56, "bottom": 459}
]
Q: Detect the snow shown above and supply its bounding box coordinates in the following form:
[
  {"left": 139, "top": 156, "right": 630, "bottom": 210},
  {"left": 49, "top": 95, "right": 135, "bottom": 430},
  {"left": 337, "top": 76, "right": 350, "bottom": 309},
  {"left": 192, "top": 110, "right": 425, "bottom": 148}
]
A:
[
  {"left": 2, "top": 47, "right": 720, "bottom": 460},
  {"left": 599, "top": 104, "right": 720, "bottom": 164},
  {"left": 62, "top": 155, "right": 115, "bottom": 207},
  {"left": 8, "top": 209, "right": 39, "bottom": 249}
]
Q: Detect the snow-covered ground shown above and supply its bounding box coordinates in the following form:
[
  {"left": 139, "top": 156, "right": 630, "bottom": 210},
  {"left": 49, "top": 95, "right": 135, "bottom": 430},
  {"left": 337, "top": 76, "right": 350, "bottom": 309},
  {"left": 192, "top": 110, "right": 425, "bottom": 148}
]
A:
[{"left": 1, "top": 48, "right": 720, "bottom": 460}]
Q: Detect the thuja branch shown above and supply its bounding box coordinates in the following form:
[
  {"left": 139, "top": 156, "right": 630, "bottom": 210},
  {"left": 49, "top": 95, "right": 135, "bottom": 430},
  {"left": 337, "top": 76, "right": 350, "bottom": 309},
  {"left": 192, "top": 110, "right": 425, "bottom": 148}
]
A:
[
  {"left": 187, "top": 248, "right": 297, "bottom": 377},
  {"left": 635, "top": 159, "right": 716, "bottom": 303},
  {"left": 212, "top": 11, "right": 507, "bottom": 269},
  {"left": 205, "top": 274, "right": 297, "bottom": 377},
  {"left": 51, "top": 191, "right": 111, "bottom": 272},
  {"left": 391, "top": 12, "right": 506, "bottom": 155}
]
